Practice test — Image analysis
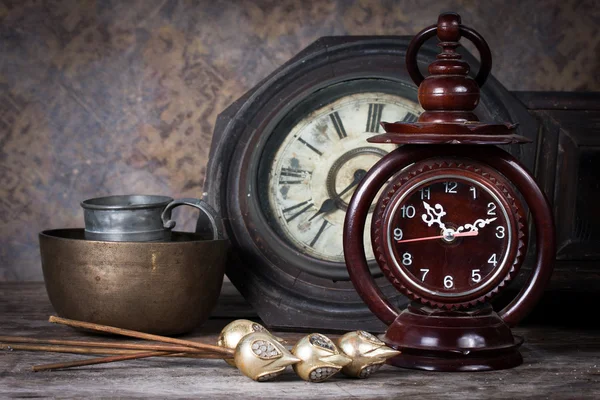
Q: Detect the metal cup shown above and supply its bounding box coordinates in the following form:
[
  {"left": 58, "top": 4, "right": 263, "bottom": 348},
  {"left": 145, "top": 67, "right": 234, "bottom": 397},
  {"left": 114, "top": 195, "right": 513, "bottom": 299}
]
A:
[{"left": 81, "top": 195, "right": 222, "bottom": 242}]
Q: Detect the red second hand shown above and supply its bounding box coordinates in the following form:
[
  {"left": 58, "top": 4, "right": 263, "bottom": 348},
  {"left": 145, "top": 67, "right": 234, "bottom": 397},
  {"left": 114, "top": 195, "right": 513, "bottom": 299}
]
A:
[{"left": 397, "top": 230, "right": 479, "bottom": 243}]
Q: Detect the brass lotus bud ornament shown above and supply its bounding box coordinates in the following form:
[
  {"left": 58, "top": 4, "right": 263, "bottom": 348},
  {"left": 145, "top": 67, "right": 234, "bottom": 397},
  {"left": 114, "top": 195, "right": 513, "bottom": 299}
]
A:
[
  {"left": 337, "top": 331, "right": 400, "bottom": 378},
  {"left": 217, "top": 319, "right": 280, "bottom": 367},
  {"left": 234, "top": 332, "right": 300, "bottom": 382},
  {"left": 291, "top": 333, "right": 352, "bottom": 382}
]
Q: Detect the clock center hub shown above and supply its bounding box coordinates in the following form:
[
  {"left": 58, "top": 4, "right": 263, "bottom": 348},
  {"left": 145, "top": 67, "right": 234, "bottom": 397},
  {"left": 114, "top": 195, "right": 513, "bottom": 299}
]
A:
[
  {"left": 325, "top": 147, "right": 388, "bottom": 211},
  {"left": 440, "top": 222, "right": 460, "bottom": 244},
  {"left": 441, "top": 228, "right": 456, "bottom": 243}
]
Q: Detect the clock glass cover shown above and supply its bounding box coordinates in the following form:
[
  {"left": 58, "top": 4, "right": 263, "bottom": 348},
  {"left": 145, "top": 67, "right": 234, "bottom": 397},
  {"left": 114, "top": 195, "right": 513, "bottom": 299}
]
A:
[
  {"left": 374, "top": 160, "right": 527, "bottom": 306},
  {"left": 388, "top": 175, "right": 512, "bottom": 296}
]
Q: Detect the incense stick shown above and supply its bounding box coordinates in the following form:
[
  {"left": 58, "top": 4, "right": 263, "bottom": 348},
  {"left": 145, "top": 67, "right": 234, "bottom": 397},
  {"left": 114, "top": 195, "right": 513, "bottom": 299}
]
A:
[
  {"left": 0, "top": 336, "right": 216, "bottom": 354},
  {"left": 48, "top": 316, "right": 233, "bottom": 357},
  {"left": 1, "top": 343, "right": 228, "bottom": 359},
  {"left": 32, "top": 351, "right": 169, "bottom": 372}
]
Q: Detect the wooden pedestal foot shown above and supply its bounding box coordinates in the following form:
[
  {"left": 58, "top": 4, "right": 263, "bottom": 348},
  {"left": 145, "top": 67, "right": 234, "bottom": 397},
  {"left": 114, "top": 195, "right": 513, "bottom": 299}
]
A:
[{"left": 381, "top": 302, "right": 523, "bottom": 372}]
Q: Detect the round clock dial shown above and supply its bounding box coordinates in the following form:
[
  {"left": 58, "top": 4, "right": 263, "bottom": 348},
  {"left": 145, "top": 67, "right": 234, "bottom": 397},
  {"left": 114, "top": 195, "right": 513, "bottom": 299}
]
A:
[
  {"left": 374, "top": 159, "right": 527, "bottom": 308},
  {"left": 259, "top": 80, "right": 422, "bottom": 264}
]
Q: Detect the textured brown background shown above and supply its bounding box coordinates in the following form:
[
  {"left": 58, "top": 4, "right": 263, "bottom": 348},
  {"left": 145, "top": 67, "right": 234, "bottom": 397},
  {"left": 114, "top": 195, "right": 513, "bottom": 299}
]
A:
[{"left": 1, "top": 0, "right": 598, "bottom": 281}]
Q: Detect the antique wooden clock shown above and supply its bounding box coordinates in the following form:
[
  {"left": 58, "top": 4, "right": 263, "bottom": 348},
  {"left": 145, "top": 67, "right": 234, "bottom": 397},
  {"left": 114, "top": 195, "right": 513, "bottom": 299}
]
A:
[
  {"left": 199, "top": 25, "right": 546, "bottom": 332},
  {"left": 343, "top": 13, "right": 555, "bottom": 370}
]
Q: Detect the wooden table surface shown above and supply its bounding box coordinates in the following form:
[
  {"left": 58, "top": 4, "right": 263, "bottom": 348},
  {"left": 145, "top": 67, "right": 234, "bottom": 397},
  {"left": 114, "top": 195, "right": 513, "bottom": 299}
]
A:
[{"left": 1, "top": 283, "right": 599, "bottom": 399}]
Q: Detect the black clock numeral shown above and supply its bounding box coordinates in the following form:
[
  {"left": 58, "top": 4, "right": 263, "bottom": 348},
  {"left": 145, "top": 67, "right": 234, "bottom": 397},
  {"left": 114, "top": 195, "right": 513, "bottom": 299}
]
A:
[
  {"left": 282, "top": 200, "right": 311, "bottom": 213},
  {"left": 402, "top": 112, "right": 418, "bottom": 122},
  {"left": 284, "top": 202, "right": 314, "bottom": 222},
  {"left": 329, "top": 111, "right": 347, "bottom": 139},
  {"left": 297, "top": 138, "right": 323, "bottom": 156},
  {"left": 310, "top": 220, "right": 329, "bottom": 247},
  {"left": 366, "top": 104, "right": 385, "bottom": 133},
  {"left": 280, "top": 168, "right": 310, "bottom": 178},
  {"left": 280, "top": 168, "right": 311, "bottom": 184}
]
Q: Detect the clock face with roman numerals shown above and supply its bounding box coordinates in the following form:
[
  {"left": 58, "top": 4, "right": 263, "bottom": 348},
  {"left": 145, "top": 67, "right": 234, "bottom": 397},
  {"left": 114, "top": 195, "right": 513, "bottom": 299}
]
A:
[{"left": 258, "top": 81, "right": 421, "bottom": 263}]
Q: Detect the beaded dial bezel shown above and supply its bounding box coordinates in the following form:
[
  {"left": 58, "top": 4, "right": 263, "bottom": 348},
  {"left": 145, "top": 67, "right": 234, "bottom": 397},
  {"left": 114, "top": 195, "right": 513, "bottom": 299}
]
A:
[{"left": 372, "top": 158, "right": 527, "bottom": 309}]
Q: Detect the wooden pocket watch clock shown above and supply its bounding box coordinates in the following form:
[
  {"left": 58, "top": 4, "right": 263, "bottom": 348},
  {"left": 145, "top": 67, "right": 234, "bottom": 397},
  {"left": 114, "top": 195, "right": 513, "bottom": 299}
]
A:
[{"left": 343, "top": 13, "right": 555, "bottom": 371}]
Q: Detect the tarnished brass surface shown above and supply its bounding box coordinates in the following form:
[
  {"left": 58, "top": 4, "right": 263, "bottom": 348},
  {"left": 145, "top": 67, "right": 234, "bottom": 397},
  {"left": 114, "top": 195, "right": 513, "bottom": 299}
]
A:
[
  {"left": 234, "top": 332, "right": 300, "bottom": 382},
  {"left": 337, "top": 331, "right": 400, "bottom": 378},
  {"left": 292, "top": 333, "right": 352, "bottom": 382},
  {"left": 39, "top": 229, "right": 228, "bottom": 335},
  {"left": 217, "top": 319, "right": 277, "bottom": 367}
]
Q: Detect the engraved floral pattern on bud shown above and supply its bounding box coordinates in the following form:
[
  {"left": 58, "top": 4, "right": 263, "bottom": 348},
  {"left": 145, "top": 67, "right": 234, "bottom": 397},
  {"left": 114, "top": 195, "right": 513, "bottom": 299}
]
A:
[
  {"left": 337, "top": 331, "right": 399, "bottom": 379},
  {"left": 235, "top": 332, "right": 300, "bottom": 382},
  {"left": 309, "top": 333, "right": 335, "bottom": 352},
  {"left": 309, "top": 366, "right": 339, "bottom": 382},
  {"left": 257, "top": 371, "right": 284, "bottom": 382},
  {"left": 217, "top": 319, "right": 278, "bottom": 367},
  {"left": 251, "top": 339, "right": 282, "bottom": 359},
  {"left": 292, "top": 333, "right": 352, "bottom": 382},
  {"left": 358, "top": 330, "right": 384, "bottom": 345},
  {"left": 358, "top": 363, "right": 383, "bottom": 378}
]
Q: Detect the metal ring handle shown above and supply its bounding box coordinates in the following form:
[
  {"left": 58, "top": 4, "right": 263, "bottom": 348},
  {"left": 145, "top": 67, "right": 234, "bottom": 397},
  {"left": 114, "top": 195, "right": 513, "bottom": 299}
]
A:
[
  {"left": 161, "top": 198, "right": 223, "bottom": 241},
  {"left": 405, "top": 24, "right": 492, "bottom": 88}
]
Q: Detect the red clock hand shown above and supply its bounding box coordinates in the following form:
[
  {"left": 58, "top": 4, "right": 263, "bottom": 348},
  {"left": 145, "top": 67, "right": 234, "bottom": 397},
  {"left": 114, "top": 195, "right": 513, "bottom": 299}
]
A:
[{"left": 397, "top": 230, "right": 479, "bottom": 243}]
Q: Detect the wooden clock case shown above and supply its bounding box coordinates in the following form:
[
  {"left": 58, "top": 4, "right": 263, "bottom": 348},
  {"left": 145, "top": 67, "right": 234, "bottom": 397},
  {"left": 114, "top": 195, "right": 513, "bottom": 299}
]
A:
[{"left": 343, "top": 13, "right": 555, "bottom": 371}]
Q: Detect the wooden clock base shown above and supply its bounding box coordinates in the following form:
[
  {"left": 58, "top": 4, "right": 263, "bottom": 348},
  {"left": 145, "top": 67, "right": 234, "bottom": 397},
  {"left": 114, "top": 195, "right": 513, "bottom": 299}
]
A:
[{"left": 382, "top": 302, "right": 523, "bottom": 372}]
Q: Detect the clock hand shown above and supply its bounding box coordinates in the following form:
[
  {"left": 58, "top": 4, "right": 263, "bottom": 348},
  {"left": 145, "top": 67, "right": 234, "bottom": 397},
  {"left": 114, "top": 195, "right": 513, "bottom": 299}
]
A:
[
  {"left": 309, "top": 169, "right": 367, "bottom": 221},
  {"left": 421, "top": 202, "right": 447, "bottom": 230},
  {"left": 308, "top": 198, "right": 336, "bottom": 221},
  {"left": 397, "top": 230, "right": 478, "bottom": 243},
  {"left": 456, "top": 217, "right": 497, "bottom": 233}
]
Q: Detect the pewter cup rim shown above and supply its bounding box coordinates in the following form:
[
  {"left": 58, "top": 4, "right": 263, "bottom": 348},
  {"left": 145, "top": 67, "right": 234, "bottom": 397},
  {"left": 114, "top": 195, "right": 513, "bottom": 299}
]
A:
[{"left": 80, "top": 194, "right": 173, "bottom": 211}]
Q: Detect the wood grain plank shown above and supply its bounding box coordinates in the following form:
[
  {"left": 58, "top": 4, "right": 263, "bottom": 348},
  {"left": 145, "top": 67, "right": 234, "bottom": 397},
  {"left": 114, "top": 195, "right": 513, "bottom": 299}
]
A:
[{"left": 0, "top": 283, "right": 598, "bottom": 398}]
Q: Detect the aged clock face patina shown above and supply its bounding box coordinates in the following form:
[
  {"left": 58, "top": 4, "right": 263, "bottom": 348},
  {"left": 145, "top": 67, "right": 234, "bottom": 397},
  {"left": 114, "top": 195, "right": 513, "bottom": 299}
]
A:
[{"left": 259, "top": 82, "right": 422, "bottom": 264}]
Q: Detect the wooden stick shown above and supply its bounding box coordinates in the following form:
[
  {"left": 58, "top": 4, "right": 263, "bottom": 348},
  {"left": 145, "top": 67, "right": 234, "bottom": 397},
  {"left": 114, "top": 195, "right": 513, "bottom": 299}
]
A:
[
  {"left": 0, "top": 336, "right": 217, "bottom": 354},
  {"left": 1, "top": 343, "right": 228, "bottom": 359},
  {"left": 48, "top": 316, "right": 233, "bottom": 357},
  {"left": 2, "top": 343, "right": 145, "bottom": 356},
  {"left": 32, "top": 351, "right": 169, "bottom": 372}
]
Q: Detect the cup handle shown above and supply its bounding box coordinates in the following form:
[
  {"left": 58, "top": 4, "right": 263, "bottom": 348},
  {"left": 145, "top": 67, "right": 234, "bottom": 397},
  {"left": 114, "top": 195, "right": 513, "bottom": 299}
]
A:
[{"left": 161, "top": 198, "right": 223, "bottom": 241}]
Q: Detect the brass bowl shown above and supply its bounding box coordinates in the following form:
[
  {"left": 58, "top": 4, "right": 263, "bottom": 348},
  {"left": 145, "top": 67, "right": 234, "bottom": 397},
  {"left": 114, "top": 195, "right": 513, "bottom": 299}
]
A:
[{"left": 39, "top": 229, "right": 228, "bottom": 335}]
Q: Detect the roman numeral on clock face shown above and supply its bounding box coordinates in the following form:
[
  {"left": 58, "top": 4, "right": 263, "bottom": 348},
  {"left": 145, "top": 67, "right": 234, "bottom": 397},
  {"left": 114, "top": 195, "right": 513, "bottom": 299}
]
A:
[
  {"left": 401, "top": 112, "right": 418, "bottom": 122},
  {"left": 329, "top": 111, "right": 347, "bottom": 139},
  {"left": 366, "top": 103, "right": 385, "bottom": 133},
  {"left": 279, "top": 168, "right": 311, "bottom": 184},
  {"left": 279, "top": 179, "right": 303, "bottom": 184},
  {"left": 310, "top": 220, "right": 329, "bottom": 247},
  {"left": 280, "top": 168, "right": 310, "bottom": 178},
  {"left": 284, "top": 201, "right": 314, "bottom": 222},
  {"left": 297, "top": 138, "right": 323, "bottom": 156}
]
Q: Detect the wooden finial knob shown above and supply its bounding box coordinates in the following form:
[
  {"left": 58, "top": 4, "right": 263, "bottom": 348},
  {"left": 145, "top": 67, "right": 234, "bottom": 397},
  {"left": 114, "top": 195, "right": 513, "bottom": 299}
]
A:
[
  {"left": 436, "top": 12, "right": 461, "bottom": 42},
  {"left": 418, "top": 13, "right": 480, "bottom": 123},
  {"left": 373, "top": 14, "right": 527, "bottom": 144}
]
